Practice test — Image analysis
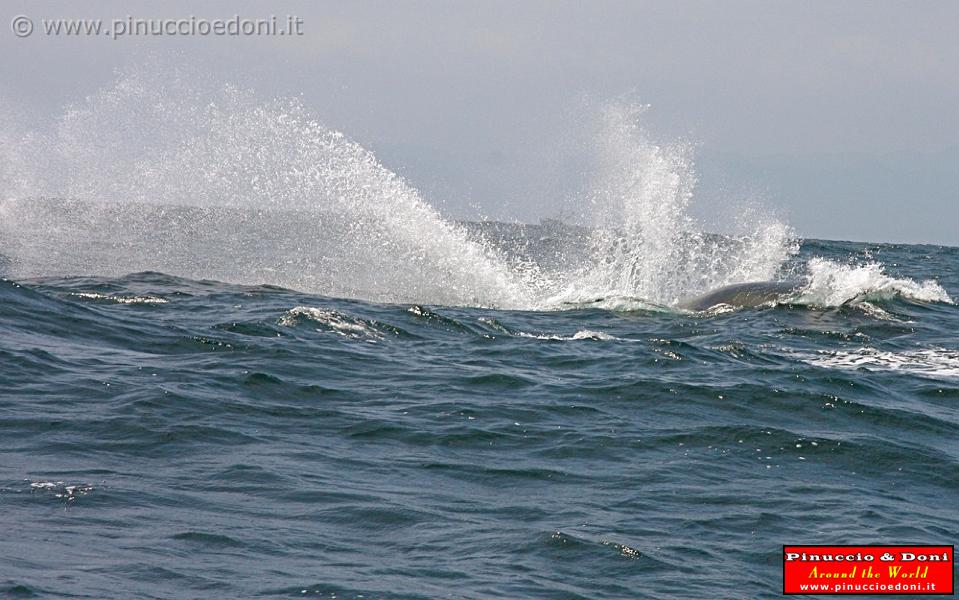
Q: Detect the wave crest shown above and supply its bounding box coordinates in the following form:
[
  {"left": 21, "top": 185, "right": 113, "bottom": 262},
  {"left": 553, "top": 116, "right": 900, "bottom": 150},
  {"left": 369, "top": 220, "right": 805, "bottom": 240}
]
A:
[{"left": 795, "top": 258, "right": 953, "bottom": 306}]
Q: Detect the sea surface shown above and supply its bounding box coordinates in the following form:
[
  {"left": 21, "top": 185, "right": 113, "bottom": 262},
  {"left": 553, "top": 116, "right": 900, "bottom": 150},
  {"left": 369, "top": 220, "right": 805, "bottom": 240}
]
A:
[
  {"left": 1, "top": 236, "right": 958, "bottom": 599},
  {"left": 1, "top": 67, "right": 957, "bottom": 598}
]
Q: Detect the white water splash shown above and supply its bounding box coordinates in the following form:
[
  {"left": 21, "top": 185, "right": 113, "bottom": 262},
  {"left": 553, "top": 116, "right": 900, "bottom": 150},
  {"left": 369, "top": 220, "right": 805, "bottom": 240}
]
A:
[
  {"left": 1, "top": 65, "right": 528, "bottom": 308},
  {"left": 1, "top": 64, "right": 806, "bottom": 310},
  {"left": 795, "top": 258, "right": 953, "bottom": 306},
  {"left": 544, "top": 104, "right": 796, "bottom": 307}
]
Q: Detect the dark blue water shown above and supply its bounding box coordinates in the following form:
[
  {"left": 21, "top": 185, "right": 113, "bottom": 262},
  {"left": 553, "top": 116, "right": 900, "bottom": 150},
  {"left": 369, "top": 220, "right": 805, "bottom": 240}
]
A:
[{"left": 1, "top": 238, "right": 958, "bottom": 599}]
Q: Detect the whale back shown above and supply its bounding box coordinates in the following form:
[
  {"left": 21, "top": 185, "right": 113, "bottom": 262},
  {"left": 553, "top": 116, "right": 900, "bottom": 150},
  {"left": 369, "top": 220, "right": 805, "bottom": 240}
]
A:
[{"left": 679, "top": 280, "right": 803, "bottom": 311}]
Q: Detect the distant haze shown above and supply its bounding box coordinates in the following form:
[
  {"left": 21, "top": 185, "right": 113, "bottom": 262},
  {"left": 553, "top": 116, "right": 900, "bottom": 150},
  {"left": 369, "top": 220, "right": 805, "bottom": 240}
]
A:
[{"left": 2, "top": 0, "right": 957, "bottom": 244}]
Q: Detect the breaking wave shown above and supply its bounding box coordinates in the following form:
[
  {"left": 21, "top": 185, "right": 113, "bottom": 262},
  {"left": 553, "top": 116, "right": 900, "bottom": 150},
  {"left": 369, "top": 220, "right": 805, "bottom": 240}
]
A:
[{"left": 794, "top": 258, "right": 953, "bottom": 306}]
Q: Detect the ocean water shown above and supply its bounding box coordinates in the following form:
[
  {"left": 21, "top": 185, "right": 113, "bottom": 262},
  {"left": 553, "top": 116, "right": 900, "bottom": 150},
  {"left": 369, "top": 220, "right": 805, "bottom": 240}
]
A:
[
  {"left": 2, "top": 238, "right": 958, "bottom": 599},
  {"left": 2, "top": 67, "right": 958, "bottom": 598}
]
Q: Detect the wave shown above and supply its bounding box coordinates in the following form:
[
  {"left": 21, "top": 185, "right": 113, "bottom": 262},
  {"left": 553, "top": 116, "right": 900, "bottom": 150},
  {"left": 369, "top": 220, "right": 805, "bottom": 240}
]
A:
[
  {"left": 279, "top": 306, "right": 388, "bottom": 340},
  {"left": 793, "top": 258, "right": 953, "bottom": 306},
  {"left": 68, "top": 291, "right": 169, "bottom": 305},
  {"left": 277, "top": 305, "right": 623, "bottom": 343},
  {"left": 802, "top": 347, "right": 959, "bottom": 380}
]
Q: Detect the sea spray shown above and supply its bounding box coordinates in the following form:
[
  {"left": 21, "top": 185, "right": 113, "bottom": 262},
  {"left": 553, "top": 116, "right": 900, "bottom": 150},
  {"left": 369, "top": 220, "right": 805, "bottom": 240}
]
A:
[
  {"left": 8, "top": 64, "right": 942, "bottom": 312},
  {"left": 0, "top": 66, "right": 529, "bottom": 307},
  {"left": 546, "top": 103, "right": 797, "bottom": 307}
]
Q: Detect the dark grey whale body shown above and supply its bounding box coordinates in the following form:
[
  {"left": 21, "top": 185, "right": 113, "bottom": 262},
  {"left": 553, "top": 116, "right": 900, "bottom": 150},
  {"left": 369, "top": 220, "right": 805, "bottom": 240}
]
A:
[{"left": 679, "top": 280, "right": 804, "bottom": 311}]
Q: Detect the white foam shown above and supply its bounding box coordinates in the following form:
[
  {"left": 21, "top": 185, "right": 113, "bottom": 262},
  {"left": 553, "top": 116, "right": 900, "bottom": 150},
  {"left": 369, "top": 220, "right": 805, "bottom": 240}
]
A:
[
  {"left": 279, "top": 306, "right": 384, "bottom": 340},
  {"left": 29, "top": 481, "right": 62, "bottom": 490},
  {"left": 803, "top": 347, "right": 959, "bottom": 380},
  {"left": 515, "top": 329, "right": 622, "bottom": 341},
  {"left": 70, "top": 292, "right": 168, "bottom": 304},
  {"left": 571, "top": 330, "right": 619, "bottom": 341},
  {"left": 794, "top": 258, "right": 953, "bottom": 307},
  {"left": 29, "top": 480, "right": 94, "bottom": 501}
]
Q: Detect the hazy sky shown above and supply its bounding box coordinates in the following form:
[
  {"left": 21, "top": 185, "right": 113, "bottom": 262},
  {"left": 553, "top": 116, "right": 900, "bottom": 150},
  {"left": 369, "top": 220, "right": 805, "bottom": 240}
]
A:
[{"left": 2, "top": 1, "right": 957, "bottom": 244}]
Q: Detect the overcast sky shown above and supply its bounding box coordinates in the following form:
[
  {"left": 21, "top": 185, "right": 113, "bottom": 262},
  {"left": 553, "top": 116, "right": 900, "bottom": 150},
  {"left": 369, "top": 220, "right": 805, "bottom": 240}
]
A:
[{"left": 2, "top": 1, "right": 957, "bottom": 244}]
